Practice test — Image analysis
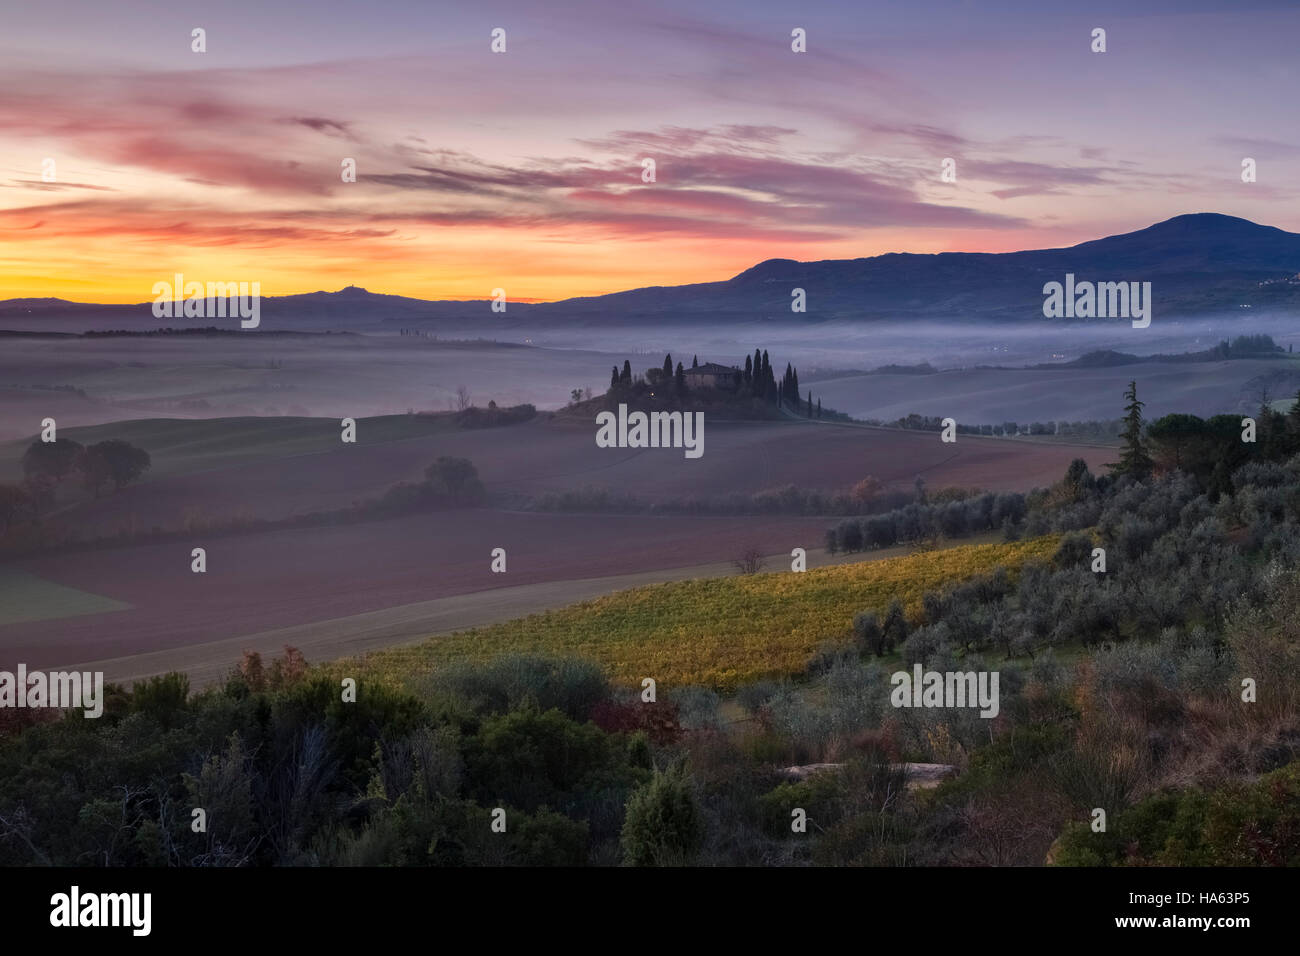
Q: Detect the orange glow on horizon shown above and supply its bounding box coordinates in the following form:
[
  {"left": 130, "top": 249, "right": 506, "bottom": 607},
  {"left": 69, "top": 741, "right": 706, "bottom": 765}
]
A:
[{"left": 0, "top": 225, "right": 1062, "bottom": 303}]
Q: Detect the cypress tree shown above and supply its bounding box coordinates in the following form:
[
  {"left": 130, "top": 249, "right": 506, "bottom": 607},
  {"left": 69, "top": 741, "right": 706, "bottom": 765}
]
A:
[
  {"left": 621, "top": 360, "right": 632, "bottom": 386},
  {"left": 692, "top": 355, "right": 699, "bottom": 368},
  {"left": 1113, "top": 380, "right": 1153, "bottom": 480},
  {"left": 675, "top": 361, "right": 686, "bottom": 394},
  {"left": 743, "top": 354, "right": 753, "bottom": 384},
  {"left": 807, "top": 390, "right": 813, "bottom": 417},
  {"left": 611, "top": 366, "right": 620, "bottom": 389},
  {"left": 817, "top": 398, "right": 821, "bottom": 418},
  {"left": 663, "top": 354, "right": 673, "bottom": 380}
]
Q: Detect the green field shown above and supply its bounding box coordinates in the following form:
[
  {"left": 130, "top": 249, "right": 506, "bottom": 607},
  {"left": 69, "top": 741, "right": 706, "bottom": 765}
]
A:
[
  {"left": 327, "top": 535, "right": 1060, "bottom": 692},
  {"left": 0, "top": 568, "right": 132, "bottom": 626}
]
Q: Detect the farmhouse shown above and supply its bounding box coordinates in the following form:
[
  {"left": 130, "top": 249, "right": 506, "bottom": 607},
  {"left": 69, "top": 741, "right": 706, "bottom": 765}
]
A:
[{"left": 684, "top": 362, "right": 741, "bottom": 390}]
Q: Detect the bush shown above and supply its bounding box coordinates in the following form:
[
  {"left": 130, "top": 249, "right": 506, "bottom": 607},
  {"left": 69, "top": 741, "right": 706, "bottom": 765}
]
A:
[
  {"left": 128, "top": 672, "right": 190, "bottom": 728},
  {"left": 426, "top": 654, "right": 609, "bottom": 721},
  {"left": 758, "top": 774, "right": 843, "bottom": 837},
  {"left": 1052, "top": 531, "right": 1094, "bottom": 569},
  {"left": 620, "top": 764, "right": 702, "bottom": 866},
  {"left": 424, "top": 457, "right": 485, "bottom": 501},
  {"left": 465, "top": 706, "right": 631, "bottom": 813},
  {"left": 1054, "top": 760, "right": 1300, "bottom": 866},
  {"left": 735, "top": 680, "right": 782, "bottom": 716},
  {"left": 853, "top": 610, "right": 886, "bottom": 656},
  {"left": 670, "top": 686, "right": 722, "bottom": 731}
]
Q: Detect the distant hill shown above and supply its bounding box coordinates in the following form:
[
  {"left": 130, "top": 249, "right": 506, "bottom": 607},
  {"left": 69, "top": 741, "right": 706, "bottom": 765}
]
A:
[
  {"left": 1040, "top": 333, "right": 1288, "bottom": 368},
  {"left": 5, "top": 214, "right": 1299, "bottom": 331}
]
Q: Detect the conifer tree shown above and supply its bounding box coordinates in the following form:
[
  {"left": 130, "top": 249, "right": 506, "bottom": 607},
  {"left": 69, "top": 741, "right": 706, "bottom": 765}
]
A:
[{"left": 1112, "top": 380, "right": 1153, "bottom": 480}]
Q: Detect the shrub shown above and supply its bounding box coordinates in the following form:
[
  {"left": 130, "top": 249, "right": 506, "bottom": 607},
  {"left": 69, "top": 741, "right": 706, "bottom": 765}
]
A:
[
  {"left": 670, "top": 686, "right": 722, "bottom": 731},
  {"left": 589, "top": 697, "right": 683, "bottom": 745},
  {"left": 128, "top": 672, "right": 190, "bottom": 728},
  {"left": 1054, "top": 760, "right": 1300, "bottom": 866},
  {"left": 1052, "top": 531, "right": 1094, "bottom": 569},
  {"left": 620, "top": 765, "right": 702, "bottom": 866},
  {"left": 465, "top": 706, "right": 629, "bottom": 813},
  {"left": 735, "top": 680, "right": 782, "bottom": 716},
  {"left": 427, "top": 654, "right": 609, "bottom": 721},
  {"left": 424, "top": 456, "right": 485, "bottom": 501},
  {"left": 853, "top": 610, "right": 885, "bottom": 656}
]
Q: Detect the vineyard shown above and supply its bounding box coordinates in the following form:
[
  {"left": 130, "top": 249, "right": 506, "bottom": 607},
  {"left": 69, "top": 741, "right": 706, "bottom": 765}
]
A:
[{"left": 325, "top": 535, "right": 1060, "bottom": 692}]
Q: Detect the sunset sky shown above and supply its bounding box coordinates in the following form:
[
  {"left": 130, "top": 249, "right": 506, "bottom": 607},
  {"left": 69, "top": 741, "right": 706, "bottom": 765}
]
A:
[{"left": 3, "top": 0, "right": 1299, "bottom": 303}]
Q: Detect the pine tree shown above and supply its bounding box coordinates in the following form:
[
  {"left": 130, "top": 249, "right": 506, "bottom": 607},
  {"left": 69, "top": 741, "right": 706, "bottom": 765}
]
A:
[
  {"left": 1286, "top": 388, "right": 1300, "bottom": 454},
  {"left": 1113, "top": 380, "right": 1153, "bottom": 480}
]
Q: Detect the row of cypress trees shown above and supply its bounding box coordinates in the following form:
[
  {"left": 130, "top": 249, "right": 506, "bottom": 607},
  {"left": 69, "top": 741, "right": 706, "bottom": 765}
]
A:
[{"left": 607, "top": 349, "right": 822, "bottom": 418}]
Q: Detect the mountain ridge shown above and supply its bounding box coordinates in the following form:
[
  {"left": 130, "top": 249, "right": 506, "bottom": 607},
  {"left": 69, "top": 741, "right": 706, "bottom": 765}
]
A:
[{"left": 4, "top": 214, "right": 1299, "bottom": 329}]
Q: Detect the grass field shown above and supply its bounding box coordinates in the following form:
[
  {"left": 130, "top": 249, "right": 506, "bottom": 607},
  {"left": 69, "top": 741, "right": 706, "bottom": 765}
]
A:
[
  {"left": 0, "top": 568, "right": 132, "bottom": 626},
  {"left": 329, "top": 535, "right": 1060, "bottom": 692}
]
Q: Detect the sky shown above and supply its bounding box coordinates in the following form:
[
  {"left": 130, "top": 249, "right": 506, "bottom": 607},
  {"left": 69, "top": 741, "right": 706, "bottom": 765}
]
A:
[{"left": 2, "top": 0, "right": 1298, "bottom": 302}]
